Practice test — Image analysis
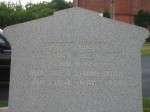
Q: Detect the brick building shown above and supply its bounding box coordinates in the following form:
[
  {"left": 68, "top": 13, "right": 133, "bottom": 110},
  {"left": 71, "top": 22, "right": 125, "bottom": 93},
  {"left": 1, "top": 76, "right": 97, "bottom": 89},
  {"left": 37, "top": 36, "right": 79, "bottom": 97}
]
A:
[{"left": 73, "top": 0, "right": 150, "bottom": 24}]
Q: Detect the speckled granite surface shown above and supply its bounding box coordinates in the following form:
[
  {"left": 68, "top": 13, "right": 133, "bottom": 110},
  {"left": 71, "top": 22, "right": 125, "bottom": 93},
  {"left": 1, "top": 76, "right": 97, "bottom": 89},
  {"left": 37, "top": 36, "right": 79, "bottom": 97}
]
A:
[{"left": 4, "top": 7, "right": 149, "bottom": 112}]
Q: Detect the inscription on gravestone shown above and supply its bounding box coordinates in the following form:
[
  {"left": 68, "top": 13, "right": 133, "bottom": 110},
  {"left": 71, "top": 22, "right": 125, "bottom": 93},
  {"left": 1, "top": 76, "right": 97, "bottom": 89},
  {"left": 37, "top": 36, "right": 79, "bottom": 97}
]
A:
[
  {"left": 29, "top": 42, "right": 124, "bottom": 87},
  {"left": 4, "top": 8, "right": 149, "bottom": 112}
]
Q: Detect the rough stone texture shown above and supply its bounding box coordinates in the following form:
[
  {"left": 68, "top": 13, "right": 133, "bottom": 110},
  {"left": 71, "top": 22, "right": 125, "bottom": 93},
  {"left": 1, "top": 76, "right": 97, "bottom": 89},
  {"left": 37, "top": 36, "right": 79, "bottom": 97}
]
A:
[{"left": 4, "top": 7, "right": 149, "bottom": 112}]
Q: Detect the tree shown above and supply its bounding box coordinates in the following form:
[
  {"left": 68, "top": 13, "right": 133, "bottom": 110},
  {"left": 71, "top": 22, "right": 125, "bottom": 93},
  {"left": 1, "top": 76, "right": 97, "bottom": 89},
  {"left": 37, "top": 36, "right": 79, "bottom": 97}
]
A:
[
  {"left": 0, "top": 0, "right": 73, "bottom": 28},
  {"left": 134, "top": 10, "right": 150, "bottom": 28},
  {"left": 0, "top": 2, "right": 15, "bottom": 28},
  {"left": 25, "top": 2, "right": 55, "bottom": 20},
  {"left": 50, "top": 0, "right": 73, "bottom": 11},
  {"left": 134, "top": 10, "right": 150, "bottom": 42}
]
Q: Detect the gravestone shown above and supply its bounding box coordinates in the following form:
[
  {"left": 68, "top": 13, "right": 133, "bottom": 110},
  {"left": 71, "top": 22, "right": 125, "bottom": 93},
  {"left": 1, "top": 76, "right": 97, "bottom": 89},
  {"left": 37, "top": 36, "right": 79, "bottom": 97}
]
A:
[{"left": 4, "top": 7, "right": 149, "bottom": 112}]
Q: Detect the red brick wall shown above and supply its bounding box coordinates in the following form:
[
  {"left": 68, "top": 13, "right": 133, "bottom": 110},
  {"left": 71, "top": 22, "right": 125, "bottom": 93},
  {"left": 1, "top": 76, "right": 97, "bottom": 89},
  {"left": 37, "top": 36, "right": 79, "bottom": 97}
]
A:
[
  {"left": 77, "top": 0, "right": 110, "bottom": 13},
  {"left": 140, "top": 0, "right": 150, "bottom": 12},
  {"left": 115, "top": 15, "right": 135, "bottom": 24},
  {"left": 115, "top": 0, "right": 133, "bottom": 23},
  {"left": 132, "top": 0, "right": 140, "bottom": 14},
  {"left": 115, "top": 0, "right": 131, "bottom": 14},
  {"left": 74, "top": 0, "right": 150, "bottom": 24}
]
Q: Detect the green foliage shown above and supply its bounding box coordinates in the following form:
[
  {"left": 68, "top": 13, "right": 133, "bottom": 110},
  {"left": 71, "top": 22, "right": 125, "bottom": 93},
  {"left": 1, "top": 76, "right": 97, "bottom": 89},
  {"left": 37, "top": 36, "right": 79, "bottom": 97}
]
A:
[
  {"left": 134, "top": 10, "right": 150, "bottom": 28},
  {"left": 103, "top": 9, "right": 110, "bottom": 18},
  {"left": 51, "top": 0, "right": 73, "bottom": 11},
  {"left": 134, "top": 10, "right": 150, "bottom": 42},
  {"left": 0, "top": 2, "right": 14, "bottom": 28},
  {"left": 0, "top": 0, "right": 73, "bottom": 28},
  {"left": 25, "top": 2, "right": 55, "bottom": 20}
]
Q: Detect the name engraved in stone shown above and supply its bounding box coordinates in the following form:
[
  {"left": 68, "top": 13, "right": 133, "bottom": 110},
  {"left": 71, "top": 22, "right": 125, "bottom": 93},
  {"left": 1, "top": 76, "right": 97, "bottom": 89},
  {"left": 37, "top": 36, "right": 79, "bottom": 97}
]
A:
[
  {"left": 29, "top": 69, "right": 126, "bottom": 86},
  {"left": 30, "top": 51, "right": 122, "bottom": 60}
]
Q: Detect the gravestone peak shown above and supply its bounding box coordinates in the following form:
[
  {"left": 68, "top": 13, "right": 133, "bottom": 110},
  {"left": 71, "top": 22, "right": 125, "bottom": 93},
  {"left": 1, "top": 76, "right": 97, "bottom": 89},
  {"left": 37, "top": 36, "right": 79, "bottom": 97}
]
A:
[{"left": 4, "top": 7, "right": 149, "bottom": 112}]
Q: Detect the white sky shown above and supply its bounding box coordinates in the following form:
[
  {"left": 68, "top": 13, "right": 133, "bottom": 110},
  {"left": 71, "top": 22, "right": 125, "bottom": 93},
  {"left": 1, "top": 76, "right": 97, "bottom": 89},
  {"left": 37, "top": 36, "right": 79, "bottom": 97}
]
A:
[{"left": 1, "top": 0, "right": 73, "bottom": 6}]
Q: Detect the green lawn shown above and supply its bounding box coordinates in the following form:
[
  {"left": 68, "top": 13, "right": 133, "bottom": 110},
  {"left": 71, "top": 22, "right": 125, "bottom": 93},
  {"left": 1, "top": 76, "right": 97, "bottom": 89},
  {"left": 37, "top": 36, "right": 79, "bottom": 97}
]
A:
[
  {"left": 0, "top": 98, "right": 150, "bottom": 111},
  {"left": 141, "top": 43, "right": 150, "bottom": 55},
  {"left": 143, "top": 98, "right": 150, "bottom": 112},
  {"left": 0, "top": 101, "right": 8, "bottom": 107}
]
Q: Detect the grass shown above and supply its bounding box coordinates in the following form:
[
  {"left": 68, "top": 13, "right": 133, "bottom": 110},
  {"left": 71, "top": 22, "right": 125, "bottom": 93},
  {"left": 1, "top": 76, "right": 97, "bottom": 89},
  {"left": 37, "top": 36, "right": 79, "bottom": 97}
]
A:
[
  {"left": 143, "top": 98, "right": 150, "bottom": 112},
  {"left": 141, "top": 42, "right": 150, "bottom": 55},
  {"left": 0, "top": 98, "right": 150, "bottom": 111},
  {"left": 0, "top": 101, "right": 8, "bottom": 107}
]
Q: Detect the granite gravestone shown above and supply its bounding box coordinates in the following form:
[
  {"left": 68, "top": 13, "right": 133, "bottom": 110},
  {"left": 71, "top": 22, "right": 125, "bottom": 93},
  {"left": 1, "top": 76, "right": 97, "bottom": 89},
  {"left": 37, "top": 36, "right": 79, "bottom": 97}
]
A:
[{"left": 4, "top": 7, "right": 149, "bottom": 112}]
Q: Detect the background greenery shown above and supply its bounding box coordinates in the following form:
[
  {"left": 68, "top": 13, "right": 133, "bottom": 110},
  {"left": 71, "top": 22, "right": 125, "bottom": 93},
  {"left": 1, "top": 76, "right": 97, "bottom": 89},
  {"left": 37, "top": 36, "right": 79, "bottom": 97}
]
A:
[
  {"left": 143, "top": 98, "right": 150, "bottom": 112},
  {"left": 0, "top": 0, "right": 73, "bottom": 28},
  {"left": 141, "top": 42, "right": 150, "bottom": 55},
  {"left": 135, "top": 10, "right": 150, "bottom": 29},
  {"left": 135, "top": 10, "right": 150, "bottom": 42},
  {"left": 0, "top": 101, "right": 8, "bottom": 107}
]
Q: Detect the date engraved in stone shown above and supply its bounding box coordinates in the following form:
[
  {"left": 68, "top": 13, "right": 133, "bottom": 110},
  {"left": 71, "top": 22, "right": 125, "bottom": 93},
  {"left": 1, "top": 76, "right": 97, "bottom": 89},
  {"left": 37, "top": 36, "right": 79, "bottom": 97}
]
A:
[{"left": 29, "top": 69, "right": 125, "bottom": 86}]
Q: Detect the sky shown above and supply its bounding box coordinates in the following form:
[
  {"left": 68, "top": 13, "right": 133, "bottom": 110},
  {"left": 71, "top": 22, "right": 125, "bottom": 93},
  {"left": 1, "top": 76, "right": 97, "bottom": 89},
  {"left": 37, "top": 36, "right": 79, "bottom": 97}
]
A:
[{"left": 1, "top": 0, "right": 73, "bottom": 6}]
